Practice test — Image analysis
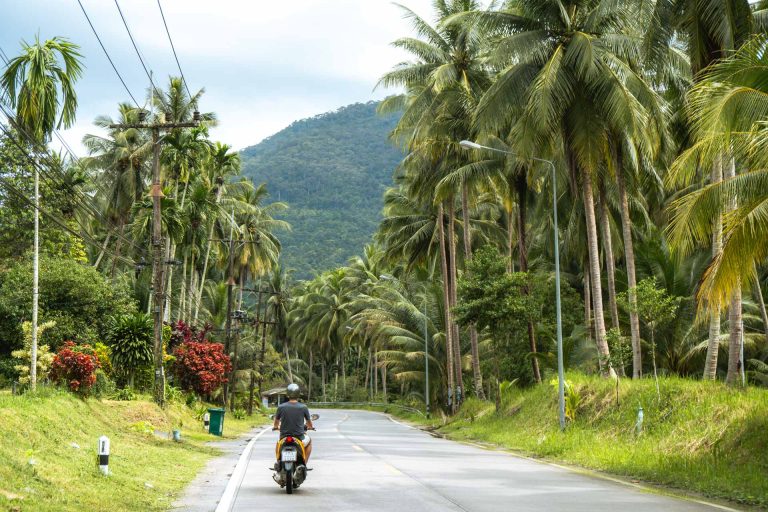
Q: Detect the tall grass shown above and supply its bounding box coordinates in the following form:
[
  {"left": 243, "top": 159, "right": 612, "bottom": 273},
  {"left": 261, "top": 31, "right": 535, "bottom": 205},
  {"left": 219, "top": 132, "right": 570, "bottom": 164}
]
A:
[
  {"left": 0, "top": 389, "right": 266, "bottom": 511},
  {"left": 438, "top": 375, "right": 768, "bottom": 507}
]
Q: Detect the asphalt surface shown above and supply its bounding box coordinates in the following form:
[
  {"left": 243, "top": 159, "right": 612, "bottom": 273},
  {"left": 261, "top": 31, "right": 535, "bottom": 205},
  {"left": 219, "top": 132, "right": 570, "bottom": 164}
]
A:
[{"left": 228, "top": 409, "right": 728, "bottom": 512}]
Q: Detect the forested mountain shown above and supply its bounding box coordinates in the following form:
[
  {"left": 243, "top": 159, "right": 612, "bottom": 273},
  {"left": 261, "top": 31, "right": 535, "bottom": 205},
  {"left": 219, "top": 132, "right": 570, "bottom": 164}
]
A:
[{"left": 240, "top": 102, "right": 402, "bottom": 278}]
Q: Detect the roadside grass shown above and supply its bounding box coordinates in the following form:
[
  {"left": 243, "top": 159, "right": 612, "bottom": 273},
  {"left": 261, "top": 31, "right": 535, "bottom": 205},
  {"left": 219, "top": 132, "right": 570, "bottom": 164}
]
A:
[
  {"left": 0, "top": 389, "right": 267, "bottom": 511},
  {"left": 433, "top": 375, "right": 768, "bottom": 508}
]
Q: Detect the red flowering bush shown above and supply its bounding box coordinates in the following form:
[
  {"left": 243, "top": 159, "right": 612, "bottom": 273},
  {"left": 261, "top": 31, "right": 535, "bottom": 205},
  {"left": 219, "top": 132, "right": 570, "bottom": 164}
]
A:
[
  {"left": 173, "top": 342, "right": 231, "bottom": 396},
  {"left": 169, "top": 320, "right": 213, "bottom": 351},
  {"left": 50, "top": 342, "right": 101, "bottom": 395}
]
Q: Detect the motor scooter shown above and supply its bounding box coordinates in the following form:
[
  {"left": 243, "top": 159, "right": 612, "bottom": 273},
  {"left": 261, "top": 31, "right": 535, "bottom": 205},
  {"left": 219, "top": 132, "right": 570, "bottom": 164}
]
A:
[{"left": 270, "top": 413, "right": 319, "bottom": 494}]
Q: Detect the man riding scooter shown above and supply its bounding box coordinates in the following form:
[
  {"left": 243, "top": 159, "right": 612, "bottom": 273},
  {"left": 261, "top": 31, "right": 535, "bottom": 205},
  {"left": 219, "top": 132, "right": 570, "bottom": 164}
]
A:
[{"left": 272, "top": 383, "right": 314, "bottom": 475}]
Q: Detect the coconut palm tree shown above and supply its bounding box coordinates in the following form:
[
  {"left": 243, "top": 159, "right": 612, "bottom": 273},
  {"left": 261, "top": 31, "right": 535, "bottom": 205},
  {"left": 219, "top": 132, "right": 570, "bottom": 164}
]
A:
[
  {"left": 649, "top": 0, "right": 754, "bottom": 381},
  {"left": 82, "top": 104, "right": 151, "bottom": 275},
  {"left": 467, "top": 0, "right": 668, "bottom": 376},
  {"left": 667, "top": 34, "right": 768, "bottom": 384},
  {"left": 379, "top": 0, "right": 494, "bottom": 400}
]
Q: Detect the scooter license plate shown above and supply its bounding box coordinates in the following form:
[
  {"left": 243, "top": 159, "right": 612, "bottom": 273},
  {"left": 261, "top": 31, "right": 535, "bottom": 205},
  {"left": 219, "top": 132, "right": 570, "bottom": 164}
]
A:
[{"left": 282, "top": 450, "right": 297, "bottom": 462}]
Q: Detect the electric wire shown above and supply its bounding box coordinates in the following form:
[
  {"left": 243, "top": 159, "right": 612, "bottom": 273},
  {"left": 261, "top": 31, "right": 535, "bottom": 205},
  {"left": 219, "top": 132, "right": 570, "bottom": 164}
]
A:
[
  {"left": 74, "top": 0, "right": 141, "bottom": 108},
  {"left": 0, "top": 168, "right": 136, "bottom": 267},
  {"left": 0, "top": 115, "right": 148, "bottom": 258},
  {"left": 113, "top": 0, "right": 165, "bottom": 101},
  {"left": 0, "top": 102, "right": 140, "bottom": 240},
  {"left": 156, "top": 0, "right": 193, "bottom": 100}
]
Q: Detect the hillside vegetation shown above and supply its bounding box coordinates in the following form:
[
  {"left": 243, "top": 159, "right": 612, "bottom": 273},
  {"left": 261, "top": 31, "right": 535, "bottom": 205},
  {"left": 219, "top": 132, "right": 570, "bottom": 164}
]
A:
[
  {"left": 401, "top": 376, "right": 768, "bottom": 508},
  {"left": 0, "top": 390, "right": 264, "bottom": 511},
  {"left": 240, "top": 102, "right": 402, "bottom": 278}
]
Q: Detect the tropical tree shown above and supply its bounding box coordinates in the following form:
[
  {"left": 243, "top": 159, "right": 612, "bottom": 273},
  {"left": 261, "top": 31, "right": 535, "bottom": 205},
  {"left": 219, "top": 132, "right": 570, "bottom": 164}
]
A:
[
  {"left": 1, "top": 35, "right": 83, "bottom": 390},
  {"left": 466, "top": 0, "right": 669, "bottom": 376}
]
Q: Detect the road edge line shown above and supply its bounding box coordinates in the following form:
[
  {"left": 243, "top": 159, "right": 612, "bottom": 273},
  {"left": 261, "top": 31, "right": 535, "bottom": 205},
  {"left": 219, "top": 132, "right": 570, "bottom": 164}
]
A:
[
  {"left": 215, "top": 427, "right": 270, "bottom": 512},
  {"left": 373, "top": 410, "right": 741, "bottom": 512}
]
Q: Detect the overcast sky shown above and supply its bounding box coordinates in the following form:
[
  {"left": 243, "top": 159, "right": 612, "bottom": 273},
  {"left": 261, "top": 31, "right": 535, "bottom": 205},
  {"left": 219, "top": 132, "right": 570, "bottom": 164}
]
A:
[{"left": 0, "top": 0, "right": 436, "bottom": 153}]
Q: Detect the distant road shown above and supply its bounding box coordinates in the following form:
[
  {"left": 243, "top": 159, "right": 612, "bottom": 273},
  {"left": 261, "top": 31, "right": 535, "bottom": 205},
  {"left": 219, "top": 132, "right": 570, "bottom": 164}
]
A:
[{"left": 228, "top": 409, "right": 730, "bottom": 512}]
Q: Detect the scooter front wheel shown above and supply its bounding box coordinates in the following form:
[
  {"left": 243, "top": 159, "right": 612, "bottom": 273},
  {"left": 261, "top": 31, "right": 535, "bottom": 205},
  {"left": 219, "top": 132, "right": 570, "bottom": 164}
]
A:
[{"left": 285, "top": 470, "right": 293, "bottom": 494}]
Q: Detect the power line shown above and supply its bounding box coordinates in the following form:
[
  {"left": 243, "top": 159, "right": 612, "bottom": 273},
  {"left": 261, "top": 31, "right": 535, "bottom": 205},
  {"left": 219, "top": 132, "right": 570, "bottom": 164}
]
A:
[
  {"left": 113, "top": 0, "right": 164, "bottom": 100},
  {"left": 0, "top": 169, "right": 136, "bottom": 267},
  {"left": 156, "top": 0, "right": 193, "bottom": 100},
  {"left": 74, "top": 0, "right": 141, "bottom": 108},
  {"left": 0, "top": 114, "right": 148, "bottom": 258}
]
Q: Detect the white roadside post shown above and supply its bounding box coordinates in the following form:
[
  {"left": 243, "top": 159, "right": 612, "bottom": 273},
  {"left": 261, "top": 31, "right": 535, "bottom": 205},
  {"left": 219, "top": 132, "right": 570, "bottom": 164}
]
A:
[
  {"left": 203, "top": 412, "right": 210, "bottom": 432},
  {"left": 98, "top": 436, "right": 110, "bottom": 476}
]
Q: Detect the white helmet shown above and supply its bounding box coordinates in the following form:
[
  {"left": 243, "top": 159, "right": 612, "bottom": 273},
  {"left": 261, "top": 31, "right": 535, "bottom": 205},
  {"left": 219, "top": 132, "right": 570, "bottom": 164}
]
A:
[{"left": 286, "top": 383, "right": 301, "bottom": 399}]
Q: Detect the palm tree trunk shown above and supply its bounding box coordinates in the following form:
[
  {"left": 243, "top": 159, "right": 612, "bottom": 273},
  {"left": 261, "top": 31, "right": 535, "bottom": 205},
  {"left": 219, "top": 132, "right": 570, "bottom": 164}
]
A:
[
  {"left": 599, "top": 184, "right": 620, "bottom": 331},
  {"left": 516, "top": 174, "right": 541, "bottom": 383},
  {"left": 381, "top": 365, "right": 387, "bottom": 402},
  {"left": 704, "top": 157, "right": 724, "bottom": 380},
  {"left": 164, "top": 236, "right": 173, "bottom": 322},
  {"left": 580, "top": 166, "right": 613, "bottom": 375},
  {"left": 615, "top": 161, "right": 642, "bottom": 378},
  {"left": 724, "top": 157, "right": 743, "bottom": 386},
  {"left": 179, "top": 254, "right": 188, "bottom": 321},
  {"left": 364, "top": 345, "right": 371, "bottom": 390},
  {"left": 186, "top": 243, "right": 196, "bottom": 321},
  {"left": 110, "top": 220, "right": 126, "bottom": 279},
  {"left": 93, "top": 232, "right": 111, "bottom": 269},
  {"left": 725, "top": 285, "right": 743, "bottom": 386},
  {"left": 437, "top": 203, "right": 456, "bottom": 409},
  {"left": 753, "top": 269, "right": 768, "bottom": 346},
  {"left": 584, "top": 267, "right": 592, "bottom": 343},
  {"left": 461, "top": 183, "right": 485, "bottom": 399},
  {"left": 308, "top": 348, "right": 313, "bottom": 401},
  {"left": 321, "top": 361, "right": 327, "bottom": 401},
  {"left": 447, "top": 200, "right": 464, "bottom": 406},
  {"left": 507, "top": 207, "right": 514, "bottom": 273},
  {"left": 194, "top": 184, "right": 226, "bottom": 322},
  {"left": 284, "top": 344, "right": 293, "bottom": 382}
]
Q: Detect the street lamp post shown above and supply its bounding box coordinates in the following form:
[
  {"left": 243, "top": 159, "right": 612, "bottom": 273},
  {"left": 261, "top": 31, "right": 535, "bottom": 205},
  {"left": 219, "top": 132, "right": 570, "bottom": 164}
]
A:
[
  {"left": 381, "top": 275, "right": 430, "bottom": 418},
  {"left": 459, "top": 140, "right": 566, "bottom": 431}
]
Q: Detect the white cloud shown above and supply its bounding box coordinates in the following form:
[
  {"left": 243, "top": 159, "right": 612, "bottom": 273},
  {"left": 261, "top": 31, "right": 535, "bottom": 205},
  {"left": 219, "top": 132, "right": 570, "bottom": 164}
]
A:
[{"left": 1, "top": 0, "right": 437, "bottom": 152}]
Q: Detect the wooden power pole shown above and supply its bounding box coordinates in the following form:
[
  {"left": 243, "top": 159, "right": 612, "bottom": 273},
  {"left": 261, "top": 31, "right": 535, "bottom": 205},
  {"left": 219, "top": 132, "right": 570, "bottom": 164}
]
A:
[{"left": 111, "top": 116, "right": 198, "bottom": 407}]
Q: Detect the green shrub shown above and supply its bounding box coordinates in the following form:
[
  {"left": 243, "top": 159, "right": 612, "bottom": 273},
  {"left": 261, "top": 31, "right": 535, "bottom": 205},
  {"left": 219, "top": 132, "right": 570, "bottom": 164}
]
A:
[
  {"left": 113, "top": 388, "right": 135, "bottom": 401},
  {"left": 107, "top": 313, "right": 153, "bottom": 388},
  {"left": 92, "top": 370, "right": 116, "bottom": 398},
  {"left": 0, "top": 257, "right": 136, "bottom": 354},
  {"left": 232, "top": 408, "right": 246, "bottom": 420}
]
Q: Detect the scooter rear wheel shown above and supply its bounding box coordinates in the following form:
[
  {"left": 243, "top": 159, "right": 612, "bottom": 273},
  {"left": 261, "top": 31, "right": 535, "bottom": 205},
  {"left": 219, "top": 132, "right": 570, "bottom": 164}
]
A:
[{"left": 285, "top": 470, "right": 293, "bottom": 494}]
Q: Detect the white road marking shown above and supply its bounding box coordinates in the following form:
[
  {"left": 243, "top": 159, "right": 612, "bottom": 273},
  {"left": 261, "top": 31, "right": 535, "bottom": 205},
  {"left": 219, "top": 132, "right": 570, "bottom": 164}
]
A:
[{"left": 214, "top": 427, "right": 270, "bottom": 512}]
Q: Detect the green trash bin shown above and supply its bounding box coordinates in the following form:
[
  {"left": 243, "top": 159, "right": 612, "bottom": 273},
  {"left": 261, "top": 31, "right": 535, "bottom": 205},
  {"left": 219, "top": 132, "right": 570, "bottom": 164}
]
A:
[{"left": 207, "top": 408, "right": 225, "bottom": 436}]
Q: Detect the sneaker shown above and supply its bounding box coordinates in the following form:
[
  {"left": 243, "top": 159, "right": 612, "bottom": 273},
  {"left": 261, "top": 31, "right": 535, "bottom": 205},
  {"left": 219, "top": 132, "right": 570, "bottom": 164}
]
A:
[{"left": 273, "top": 461, "right": 280, "bottom": 472}]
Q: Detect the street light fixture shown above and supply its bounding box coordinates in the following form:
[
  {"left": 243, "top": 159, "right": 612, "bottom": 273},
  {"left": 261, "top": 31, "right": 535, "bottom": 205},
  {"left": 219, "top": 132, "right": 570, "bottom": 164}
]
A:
[
  {"left": 459, "top": 140, "right": 566, "bottom": 431},
  {"left": 381, "top": 274, "right": 430, "bottom": 418}
]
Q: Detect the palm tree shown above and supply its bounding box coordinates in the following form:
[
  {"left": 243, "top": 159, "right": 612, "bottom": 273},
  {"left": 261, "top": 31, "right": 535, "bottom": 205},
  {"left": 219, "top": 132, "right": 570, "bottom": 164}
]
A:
[
  {"left": 82, "top": 103, "right": 151, "bottom": 275},
  {"left": 192, "top": 143, "right": 242, "bottom": 322},
  {"left": 468, "top": 0, "right": 667, "bottom": 376},
  {"left": 649, "top": 0, "right": 754, "bottom": 381},
  {"left": 379, "top": 0, "right": 493, "bottom": 401},
  {"left": 667, "top": 34, "right": 768, "bottom": 384},
  {"left": 1, "top": 35, "right": 83, "bottom": 390}
]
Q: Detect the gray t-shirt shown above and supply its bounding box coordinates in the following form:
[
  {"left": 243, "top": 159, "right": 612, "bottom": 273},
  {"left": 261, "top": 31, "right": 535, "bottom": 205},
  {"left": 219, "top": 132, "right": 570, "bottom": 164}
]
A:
[{"left": 276, "top": 401, "right": 310, "bottom": 438}]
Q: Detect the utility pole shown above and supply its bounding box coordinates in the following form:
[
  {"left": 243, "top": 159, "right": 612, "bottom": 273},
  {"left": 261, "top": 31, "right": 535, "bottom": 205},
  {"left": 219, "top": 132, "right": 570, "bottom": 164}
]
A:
[
  {"left": 247, "top": 285, "right": 266, "bottom": 416},
  {"left": 111, "top": 115, "right": 199, "bottom": 407}
]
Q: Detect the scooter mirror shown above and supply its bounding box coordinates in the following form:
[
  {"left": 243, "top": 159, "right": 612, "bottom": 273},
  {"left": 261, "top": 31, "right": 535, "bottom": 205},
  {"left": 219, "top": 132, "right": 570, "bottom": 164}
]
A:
[
  {"left": 269, "top": 414, "right": 275, "bottom": 420},
  {"left": 310, "top": 414, "right": 320, "bottom": 421}
]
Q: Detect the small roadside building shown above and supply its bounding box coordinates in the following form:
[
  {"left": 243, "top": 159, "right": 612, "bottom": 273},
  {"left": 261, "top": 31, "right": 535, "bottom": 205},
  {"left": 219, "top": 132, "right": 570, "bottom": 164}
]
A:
[{"left": 261, "top": 387, "right": 288, "bottom": 407}]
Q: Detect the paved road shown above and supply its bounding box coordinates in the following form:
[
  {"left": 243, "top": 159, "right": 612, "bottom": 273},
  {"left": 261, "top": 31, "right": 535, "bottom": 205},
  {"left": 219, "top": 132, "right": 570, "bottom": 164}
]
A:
[{"left": 229, "top": 409, "right": 728, "bottom": 512}]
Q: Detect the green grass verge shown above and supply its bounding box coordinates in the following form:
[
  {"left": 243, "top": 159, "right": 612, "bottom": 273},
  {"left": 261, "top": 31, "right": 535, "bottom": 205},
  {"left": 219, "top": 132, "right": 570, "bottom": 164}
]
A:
[
  {"left": 380, "top": 375, "right": 767, "bottom": 508},
  {"left": 0, "top": 389, "right": 267, "bottom": 511}
]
